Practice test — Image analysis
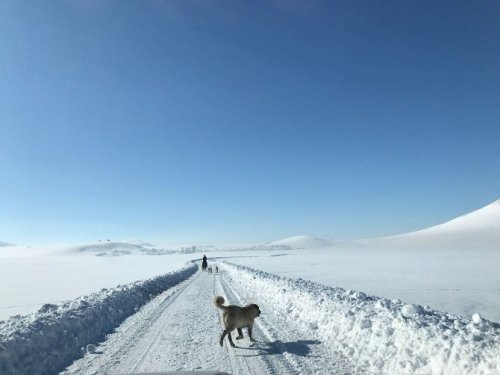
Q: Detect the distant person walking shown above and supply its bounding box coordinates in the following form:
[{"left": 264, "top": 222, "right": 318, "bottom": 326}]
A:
[{"left": 202, "top": 254, "right": 208, "bottom": 271}]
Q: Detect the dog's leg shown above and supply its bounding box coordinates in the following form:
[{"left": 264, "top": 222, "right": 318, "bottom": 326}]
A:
[
  {"left": 220, "top": 329, "right": 228, "bottom": 347},
  {"left": 248, "top": 324, "right": 256, "bottom": 342},
  {"left": 236, "top": 327, "right": 244, "bottom": 340},
  {"left": 220, "top": 329, "right": 236, "bottom": 347},
  {"left": 227, "top": 331, "right": 236, "bottom": 347}
]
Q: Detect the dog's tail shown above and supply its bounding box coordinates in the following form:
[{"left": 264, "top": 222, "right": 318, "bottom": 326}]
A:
[{"left": 214, "top": 295, "right": 227, "bottom": 310}]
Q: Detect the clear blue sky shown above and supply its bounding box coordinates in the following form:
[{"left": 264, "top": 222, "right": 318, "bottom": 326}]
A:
[{"left": 1, "top": 1, "right": 499, "bottom": 246}]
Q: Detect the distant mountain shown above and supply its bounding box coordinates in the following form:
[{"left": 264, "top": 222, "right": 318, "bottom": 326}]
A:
[
  {"left": 0, "top": 241, "right": 15, "bottom": 247},
  {"left": 368, "top": 199, "right": 500, "bottom": 249},
  {"left": 125, "top": 240, "right": 155, "bottom": 248},
  {"left": 71, "top": 241, "right": 172, "bottom": 256},
  {"left": 266, "top": 235, "right": 334, "bottom": 249}
]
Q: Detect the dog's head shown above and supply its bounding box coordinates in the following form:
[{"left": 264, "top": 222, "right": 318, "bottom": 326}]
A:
[{"left": 250, "top": 304, "right": 261, "bottom": 318}]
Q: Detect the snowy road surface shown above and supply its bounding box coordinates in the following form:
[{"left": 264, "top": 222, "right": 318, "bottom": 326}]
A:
[
  {"left": 63, "top": 263, "right": 354, "bottom": 374},
  {"left": 4, "top": 261, "right": 498, "bottom": 374}
]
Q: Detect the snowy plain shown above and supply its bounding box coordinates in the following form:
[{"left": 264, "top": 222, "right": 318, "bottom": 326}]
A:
[
  {"left": 0, "top": 199, "right": 499, "bottom": 373},
  {"left": 0, "top": 243, "right": 193, "bottom": 320}
]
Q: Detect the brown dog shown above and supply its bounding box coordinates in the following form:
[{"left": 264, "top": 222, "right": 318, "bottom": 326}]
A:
[{"left": 214, "top": 296, "right": 261, "bottom": 347}]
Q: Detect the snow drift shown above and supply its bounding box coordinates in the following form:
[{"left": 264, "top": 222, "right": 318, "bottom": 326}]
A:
[
  {"left": 221, "top": 262, "right": 500, "bottom": 375},
  {"left": 0, "top": 262, "right": 197, "bottom": 375}
]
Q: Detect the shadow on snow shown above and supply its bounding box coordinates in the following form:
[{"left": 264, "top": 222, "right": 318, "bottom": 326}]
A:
[{"left": 235, "top": 339, "right": 321, "bottom": 358}]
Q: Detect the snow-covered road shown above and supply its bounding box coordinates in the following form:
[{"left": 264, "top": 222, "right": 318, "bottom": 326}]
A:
[
  {"left": 63, "top": 263, "right": 354, "bottom": 374},
  {"left": 2, "top": 260, "right": 498, "bottom": 374}
]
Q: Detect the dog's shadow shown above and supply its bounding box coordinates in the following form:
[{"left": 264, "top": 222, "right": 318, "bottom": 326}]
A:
[{"left": 236, "top": 339, "right": 320, "bottom": 358}]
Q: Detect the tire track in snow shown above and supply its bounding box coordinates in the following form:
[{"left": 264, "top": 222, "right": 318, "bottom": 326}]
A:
[
  {"left": 61, "top": 270, "right": 199, "bottom": 374},
  {"left": 64, "top": 263, "right": 352, "bottom": 374},
  {"left": 129, "top": 272, "right": 200, "bottom": 372},
  {"left": 65, "top": 268, "right": 262, "bottom": 374},
  {"left": 217, "top": 264, "right": 355, "bottom": 375},
  {"left": 217, "top": 273, "right": 301, "bottom": 374}
]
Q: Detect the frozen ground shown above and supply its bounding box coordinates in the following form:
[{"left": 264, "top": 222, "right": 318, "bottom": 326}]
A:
[
  {"left": 2, "top": 244, "right": 499, "bottom": 324},
  {"left": 0, "top": 244, "right": 195, "bottom": 320},
  {"left": 0, "top": 263, "right": 198, "bottom": 375},
  {"left": 1, "top": 262, "right": 498, "bottom": 375},
  {"left": 218, "top": 246, "right": 500, "bottom": 323},
  {"left": 221, "top": 200, "right": 500, "bottom": 322}
]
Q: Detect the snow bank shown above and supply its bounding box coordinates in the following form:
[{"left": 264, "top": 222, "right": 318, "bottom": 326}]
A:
[
  {"left": 221, "top": 262, "right": 500, "bottom": 375},
  {"left": 0, "top": 262, "right": 197, "bottom": 375}
]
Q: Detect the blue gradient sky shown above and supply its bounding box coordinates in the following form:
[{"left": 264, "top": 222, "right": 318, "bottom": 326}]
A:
[{"left": 1, "top": 1, "right": 499, "bottom": 246}]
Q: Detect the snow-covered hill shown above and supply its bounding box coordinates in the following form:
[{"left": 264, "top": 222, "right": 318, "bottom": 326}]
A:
[
  {"left": 124, "top": 239, "right": 155, "bottom": 248},
  {"left": 71, "top": 241, "right": 172, "bottom": 256},
  {"left": 267, "top": 235, "right": 334, "bottom": 249},
  {"left": 367, "top": 199, "right": 500, "bottom": 248},
  {"left": 255, "top": 200, "right": 500, "bottom": 251}
]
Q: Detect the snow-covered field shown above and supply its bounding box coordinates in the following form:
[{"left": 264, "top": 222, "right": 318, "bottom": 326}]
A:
[
  {"left": 225, "top": 200, "right": 500, "bottom": 323},
  {"left": 222, "top": 262, "right": 500, "bottom": 374},
  {"left": 0, "top": 263, "right": 198, "bottom": 375},
  {"left": 0, "top": 243, "right": 195, "bottom": 320},
  {"left": 219, "top": 246, "right": 500, "bottom": 324},
  {"left": 0, "top": 199, "right": 499, "bottom": 374}
]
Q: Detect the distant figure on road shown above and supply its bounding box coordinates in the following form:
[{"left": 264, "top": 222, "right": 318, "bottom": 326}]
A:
[{"left": 202, "top": 254, "right": 208, "bottom": 271}]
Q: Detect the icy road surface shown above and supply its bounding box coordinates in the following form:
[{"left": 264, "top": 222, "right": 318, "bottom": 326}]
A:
[{"left": 63, "top": 264, "right": 353, "bottom": 374}]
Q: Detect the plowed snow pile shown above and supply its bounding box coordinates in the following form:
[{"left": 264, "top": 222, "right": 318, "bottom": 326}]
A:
[
  {"left": 221, "top": 262, "right": 500, "bottom": 375},
  {"left": 0, "top": 263, "right": 197, "bottom": 375}
]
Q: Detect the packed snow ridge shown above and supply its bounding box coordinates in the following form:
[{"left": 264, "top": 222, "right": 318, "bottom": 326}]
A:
[
  {"left": 222, "top": 262, "right": 500, "bottom": 375},
  {"left": 0, "top": 263, "right": 197, "bottom": 375}
]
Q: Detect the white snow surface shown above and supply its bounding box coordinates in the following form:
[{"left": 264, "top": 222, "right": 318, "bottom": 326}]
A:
[
  {"left": 367, "top": 199, "right": 500, "bottom": 247},
  {"left": 1, "top": 199, "right": 499, "bottom": 373},
  {"left": 221, "top": 262, "right": 500, "bottom": 375},
  {"left": 63, "top": 262, "right": 353, "bottom": 375},
  {"left": 2, "top": 261, "right": 498, "bottom": 375},
  {"left": 0, "top": 246, "right": 194, "bottom": 320},
  {"left": 418, "top": 199, "right": 500, "bottom": 234},
  {"left": 0, "top": 262, "right": 197, "bottom": 375}
]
